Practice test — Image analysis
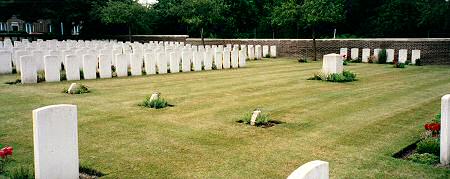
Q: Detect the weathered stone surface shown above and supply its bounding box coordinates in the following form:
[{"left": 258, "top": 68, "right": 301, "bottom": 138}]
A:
[
  {"left": 65, "top": 55, "right": 81, "bottom": 81},
  {"left": 441, "top": 94, "right": 450, "bottom": 165},
  {"left": 287, "top": 160, "right": 329, "bottom": 179},
  {"left": 44, "top": 55, "right": 60, "bottom": 82},
  {"left": 0, "top": 51, "right": 12, "bottom": 74},
  {"left": 33, "top": 104, "right": 79, "bottom": 179},
  {"left": 250, "top": 110, "right": 261, "bottom": 126},
  {"left": 322, "top": 53, "right": 343, "bottom": 75},
  {"left": 82, "top": 54, "right": 97, "bottom": 80},
  {"left": 20, "top": 55, "right": 37, "bottom": 84},
  {"left": 150, "top": 92, "right": 160, "bottom": 102},
  {"left": 98, "top": 54, "right": 112, "bottom": 79}
]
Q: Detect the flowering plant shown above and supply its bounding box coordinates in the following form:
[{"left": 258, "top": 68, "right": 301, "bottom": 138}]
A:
[{"left": 0, "top": 146, "right": 13, "bottom": 159}]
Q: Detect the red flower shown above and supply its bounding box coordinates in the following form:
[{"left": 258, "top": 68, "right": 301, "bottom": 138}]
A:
[
  {"left": 431, "top": 123, "right": 441, "bottom": 132},
  {"left": 424, "top": 124, "right": 431, "bottom": 130},
  {"left": 0, "top": 150, "right": 5, "bottom": 159},
  {"left": 2, "top": 146, "right": 13, "bottom": 156}
]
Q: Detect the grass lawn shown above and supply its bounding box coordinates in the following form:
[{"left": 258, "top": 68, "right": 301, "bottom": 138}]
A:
[{"left": 1, "top": 58, "right": 450, "bottom": 178}]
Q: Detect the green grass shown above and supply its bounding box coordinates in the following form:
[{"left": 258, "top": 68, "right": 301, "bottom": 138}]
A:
[{"left": 1, "top": 59, "right": 450, "bottom": 178}]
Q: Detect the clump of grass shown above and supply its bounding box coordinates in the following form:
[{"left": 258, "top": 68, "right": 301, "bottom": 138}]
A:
[
  {"left": 237, "top": 111, "right": 279, "bottom": 127},
  {"left": 308, "top": 70, "right": 357, "bottom": 83},
  {"left": 264, "top": 54, "right": 271, "bottom": 58},
  {"left": 298, "top": 58, "right": 308, "bottom": 63},
  {"left": 7, "top": 165, "right": 34, "bottom": 179},
  {"left": 5, "top": 79, "right": 21, "bottom": 85},
  {"left": 394, "top": 63, "right": 406, "bottom": 68},
  {"left": 139, "top": 97, "right": 169, "bottom": 109},
  {"left": 79, "top": 165, "right": 105, "bottom": 177},
  {"left": 63, "top": 84, "right": 90, "bottom": 94},
  {"left": 416, "top": 137, "right": 439, "bottom": 156},
  {"left": 37, "top": 70, "right": 45, "bottom": 83},
  {"left": 407, "top": 153, "right": 439, "bottom": 165}
]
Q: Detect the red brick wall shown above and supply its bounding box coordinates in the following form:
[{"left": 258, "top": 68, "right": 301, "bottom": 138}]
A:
[{"left": 186, "top": 38, "right": 450, "bottom": 65}]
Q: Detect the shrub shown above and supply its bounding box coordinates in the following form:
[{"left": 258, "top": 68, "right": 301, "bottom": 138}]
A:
[
  {"left": 37, "top": 70, "right": 45, "bottom": 83},
  {"left": 394, "top": 63, "right": 406, "bottom": 68},
  {"left": 139, "top": 97, "right": 169, "bottom": 109},
  {"left": 264, "top": 54, "right": 271, "bottom": 58},
  {"left": 415, "top": 59, "right": 423, "bottom": 66},
  {"left": 63, "top": 84, "right": 90, "bottom": 94},
  {"left": 239, "top": 112, "right": 272, "bottom": 126},
  {"left": 433, "top": 113, "right": 441, "bottom": 123},
  {"left": 308, "top": 71, "right": 357, "bottom": 83},
  {"left": 298, "top": 58, "right": 308, "bottom": 63},
  {"left": 60, "top": 71, "right": 67, "bottom": 81},
  {"left": 416, "top": 137, "right": 439, "bottom": 156},
  {"left": 407, "top": 153, "right": 439, "bottom": 165},
  {"left": 405, "top": 60, "right": 411, "bottom": 65},
  {"left": 343, "top": 61, "right": 349, "bottom": 66},
  {"left": 378, "top": 49, "right": 387, "bottom": 64}
]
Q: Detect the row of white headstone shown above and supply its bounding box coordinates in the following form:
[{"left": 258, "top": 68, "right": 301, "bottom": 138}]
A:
[
  {"left": 0, "top": 39, "right": 277, "bottom": 83},
  {"left": 340, "top": 48, "right": 421, "bottom": 64}
]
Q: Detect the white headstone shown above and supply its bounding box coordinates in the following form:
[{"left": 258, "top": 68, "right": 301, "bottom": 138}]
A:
[
  {"left": 203, "top": 50, "right": 213, "bottom": 70},
  {"left": 373, "top": 49, "right": 381, "bottom": 61},
  {"left": 287, "top": 160, "right": 329, "bottom": 179},
  {"left": 270, "top": 45, "right": 277, "bottom": 58},
  {"left": 44, "top": 55, "right": 60, "bottom": 82},
  {"left": 262, "top": 45, "right": 269, "bottom": 58},
  {"left": 82, "top": 54, "right": 97, "bottom": 80},
  {"left": 255, "top": 45, "right": 262, "bottom": 60},
  {"left": 98, "top": 54, "right": 112, "bottom": 78},
  {"left": 0, "top": 51, "right": 12, "bottom": 74},
  {"left": 248, "top": 45, "right": 255, "bottom": 60},
  {"left": 411, "top": 50, "right": 421, "bottom": 65},
  {"left": 192, "top": 51, "right": 203, "bottom": 71},
  {"left": 150, "top": 92, "right": 160, "bottom": 102},
  {"left": 231, "top": 50, "right": 239, "bottom": 68},
  {"left": 33, "top": 104, "right": 79, "bottom": 179},
  {"left": 157, "top": 52, "right": 168, "bottom": 74},
  {"left": 322, "top": 53, "right": 343, "bottom": 75},
  {"left": 144, "top": 52, "right": 157, "bottom": 75},
  {"left": 398, "top": 49, "right": 407, "bottom": 63},
  {"left": 350, "top": 48, "right": 359, "bottom": 60},
  {"left": 223, "top": 50, "right": 231, "bottom": 69},
  {"left": 115, "top": 54, "right": 129, "bottom": 77},
  {"left": 130, "top": 53, "right": 143, "bottom": 76},
  {"left": 362, "top": 49, "right": 370, "bottom": 63},
  {"left": 20, "top": 55, "right": 37, "bottom": 84},
  {"left": 182, "top": 51, "right": 192, "bottom": 72},
  {"left": 214, "top": 51, "right": 223, "bottom": 69},
  {"left": 239, "top": 50, "right": 246, "bottom": 67},
  {"left": 339, "top": 48, "right": 348, "bottom": 58},
  {"left": 441, "top": 94, "right": 450, "bottom": 165},
  {"left": 250, "top": 110, "right": 261, "bottom": 126},
  {"left": 65, "top": 55, "right": 81, "bottom": 81},
  {"left": 14, "top": 50, "right": 28, "bottom": 72},
  {"left": 386, "top": 49, "right": 394, "bottom": 63},
  {"left": 169, "top": 52, "right": 180, "bottom": 73},
  {"left": 32, "top": 50, "right": 45, "bottom": 71}
]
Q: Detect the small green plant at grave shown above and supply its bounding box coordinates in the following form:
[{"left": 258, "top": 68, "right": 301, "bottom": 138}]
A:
[
  {"left": 237, "top": 111, "right": 279, "bottom": 128},
  {"left": 37, "top": 70, "right": 45, "bottom": 83},
  {"left": 139, "top": 97, "right": 169, "bottom": 109},
  {"left": 60, "top": 71, "right": 67, "bottom": 81},
  {"left": 212, "top": 64, "right": 217, "bottom": 70},
  {"left": 142, "top": 69, "right": 147, "bottom": 75},
  {"left": 405, "top": 60, "right": 411, "bottom": 65},
  {"left": 264, "top": 54, "right": 271, "bottom": 58},
  {"left": 63, "top": 83, "right": 90, "bottom": 94},
  {"left": 343, "top": 61, "right": 349, "bottom": 66},
  {"left": 394, "top": 63, "right": 406, "bottom": 68},
  {"left": 415, "top": 59, "right": 423, "bottom": 66},
  {"left": 80, "top": 70, "right": 84, "bottom": 80},
  {"left": 378, "top": 49, "right": 387, "bottom": 64},
  {"left": 298, "top": 58, "right": 308, "bottom": 63},
  {"left": 5, "top": 79, "right": 21, "bottom": 85},
  {"left": 308, "top": 70, "right": 357, "bottom": 83},
  {"left": 7, "top": 165, "right": 34, "bottom": 179},
  {"left": 416, "top": 137, "right": 440, "bottom": 156},
  {"left": 11, "top": 67, "right": 17, "bottom": 74},
  {"left": 432, "top": 113, "right": 441, "bottom": 123},
  {"left": 79, "top": 165, "right": 106, "bottom": 177},
  {"left": 407, "top": 153, "right": 439, "bottom": 165}
]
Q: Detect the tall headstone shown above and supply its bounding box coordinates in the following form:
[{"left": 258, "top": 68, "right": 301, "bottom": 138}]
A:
[
  {"left": 231, "top": 50, "right": 239, "bottom": 68},
  {"left": 193, "top": 51, "right": 203, "bottom": 71},
  {"left": 322, "top": 53, "right": 343, "bottom": 75},
  {"left": 411, "top": 50, "right": 421, "bottom": 65},
  {"left": 398, "top": 49, "right": 408, "bottom": 63},
  {"left": 362, "top": 49, "right": 370, "bottom": 63},
  {"left": 287, "top": 160, "right": 329, "bottom": 179},
  {"left": 204, "top": 49, "right": 213, "bottom": 70},
  {"left": 339, "top": 48, "right": 348, "bottom": 58},
  {"left": 115, "top": 54, "right": 129, "bottom": 77},
  {"left": 214, "top": 51, "right": 223, "bottom": 70},
  {"left": 14, "top": 50, "right": 29, "bottom": 72},
  {"left": 350, "top": 48, "right": 359, "bottom": 60},
  {"left": 157, "top": 52, "right": 168, "bottom": 74},
  {"left": 82, "top": 54, "right": 97, "bottom": 80},
  {"left": 98, "top": 54, "right": 112, "bottom": 79},
  {"left": 262, "top": 45, "right": 269, "bottom": 57},
  {"left": 223, "top": 50, "right": 231, "bottom": 69},
  {"left": 44, "top": 55, "right": 60, "bottom": 82},
  {"left": 441, "top": 94, "right": 450, "bottom": 165},
  {"left": 255, "top": 45, "right": 262, "bottom": 60},
  {"left": 270, "top": 46, "right": 277, "bottom": 58},
  {"left": 238, "top": 50, "right": 246, "bottom": 67},
  {"left": 65, "top": 55, "right": 81, "bottom": 81},
  {"left": 130, "top": 53, "right": 143, "bottom": 76},
  {"left": 144, "top": 52, "right": 157, "bottom": 75},
  {"left": 373, "top": 49, "right": 381, "bottom": 61},
  {"left": 169, "top": 52, "right": 180, "bottom": 73},
  {"left": 20, "top": 55, "right": 37, "bottom": 84},
  {"left": 0, "top": 51, "right": 12, "bottom": 74},
  {"left": 248, "top": 45, "right": 255, "bottom": 60},
  {"left": 386, "top": 49, "right": 394, "bottom": 63},
  {"left": 182, "top": 50, "right": 192, "bottom": 72},
  {"left": 33, "top": 104, "right": 79, "bottom": 179},
  {"left": 32, "top": 50, "right": 45, "bottom": 71}
]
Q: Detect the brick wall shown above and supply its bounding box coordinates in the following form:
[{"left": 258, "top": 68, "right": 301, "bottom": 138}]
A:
[{"left": 186, "top": 38, "right": 450, "bottom": 65}]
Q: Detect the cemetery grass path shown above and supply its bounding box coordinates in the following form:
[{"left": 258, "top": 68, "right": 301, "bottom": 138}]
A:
[{"left": 1, "top": 59, "right": 450, "bottom": 178}]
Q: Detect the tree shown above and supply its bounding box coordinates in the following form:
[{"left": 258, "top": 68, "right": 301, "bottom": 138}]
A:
[
  {"left": 270, "top": 0, "right": 301, "bottom": 38},
  {"left": 179, "top": 0, "right": 228, "bottom": 46},
  {"left": 99, "top": 0, "right": 149, "bottom": 41},
  {"left": 416, "top": 0, "right": 450, "bottom": 37},
  {"left": 301, "top": 0, "right": 345, "bottom": 60}
]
